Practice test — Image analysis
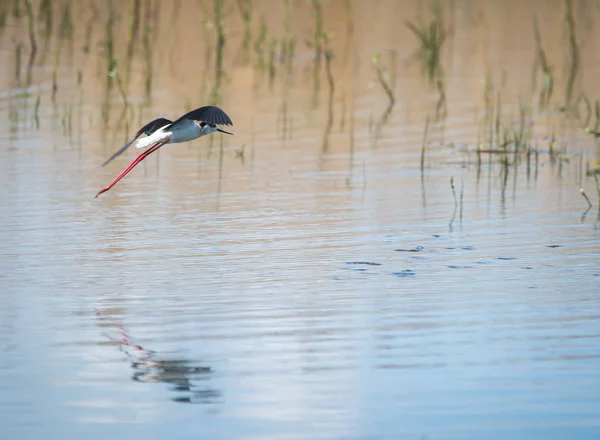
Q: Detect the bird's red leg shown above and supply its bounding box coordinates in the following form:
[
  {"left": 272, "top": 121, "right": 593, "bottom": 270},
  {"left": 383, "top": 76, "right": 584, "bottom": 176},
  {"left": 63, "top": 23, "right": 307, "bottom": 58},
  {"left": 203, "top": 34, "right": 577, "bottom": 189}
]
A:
[{"left": 95, "top": 141, "right": 167, "bottom": 198}]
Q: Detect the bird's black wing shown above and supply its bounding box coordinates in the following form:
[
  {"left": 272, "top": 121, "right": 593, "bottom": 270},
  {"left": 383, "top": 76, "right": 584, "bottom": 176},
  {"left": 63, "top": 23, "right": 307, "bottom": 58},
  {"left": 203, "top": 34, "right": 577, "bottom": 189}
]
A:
[
  {"left": 102, "top": 118, "right": 173, "bottom": 167},
  {"left": 134, "top": 117, "right": 174, "bottom": 138},
  {"left": 169, "top": 106, "right": 233, "bottom": 128}
]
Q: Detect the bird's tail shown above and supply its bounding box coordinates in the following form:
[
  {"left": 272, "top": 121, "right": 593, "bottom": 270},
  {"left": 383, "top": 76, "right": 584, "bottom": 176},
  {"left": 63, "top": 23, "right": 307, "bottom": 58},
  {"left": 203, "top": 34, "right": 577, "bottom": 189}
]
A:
[{"left": 134, "top": 129, "right": 170, "bottom": 150}]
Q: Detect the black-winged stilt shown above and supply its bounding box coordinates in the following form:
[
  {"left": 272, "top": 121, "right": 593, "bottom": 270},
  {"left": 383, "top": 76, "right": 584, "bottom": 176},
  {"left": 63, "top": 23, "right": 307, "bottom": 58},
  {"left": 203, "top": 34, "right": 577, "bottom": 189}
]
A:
[{"left": 96, "top": 106, "right": 233, "bottom": 198}]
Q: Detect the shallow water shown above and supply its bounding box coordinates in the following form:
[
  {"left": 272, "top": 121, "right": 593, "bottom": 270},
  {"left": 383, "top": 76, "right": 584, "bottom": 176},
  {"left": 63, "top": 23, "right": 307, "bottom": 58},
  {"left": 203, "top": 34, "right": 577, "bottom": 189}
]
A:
[{"left": 1, "top": 1, "right": 600, "bottom": 439}]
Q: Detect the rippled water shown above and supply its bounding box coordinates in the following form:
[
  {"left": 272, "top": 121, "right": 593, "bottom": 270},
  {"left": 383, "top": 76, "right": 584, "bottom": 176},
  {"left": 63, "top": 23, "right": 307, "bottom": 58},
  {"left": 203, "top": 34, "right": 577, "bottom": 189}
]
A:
[{"left": 1, "top": 1, "right": 600, "bottom": 439}]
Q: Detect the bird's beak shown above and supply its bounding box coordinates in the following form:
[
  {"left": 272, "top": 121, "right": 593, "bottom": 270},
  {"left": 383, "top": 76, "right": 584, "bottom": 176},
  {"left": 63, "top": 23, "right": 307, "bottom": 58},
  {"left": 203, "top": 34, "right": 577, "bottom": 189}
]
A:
[{"left": 217, "top": 128, "right": 233, "bottom": 135}]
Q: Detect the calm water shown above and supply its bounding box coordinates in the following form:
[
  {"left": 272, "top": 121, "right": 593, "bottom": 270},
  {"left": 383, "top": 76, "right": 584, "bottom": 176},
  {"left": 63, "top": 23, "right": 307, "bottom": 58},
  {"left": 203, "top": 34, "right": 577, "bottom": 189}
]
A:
[{"left": 1, "top": 1, "right": 600, "bottom": 439}]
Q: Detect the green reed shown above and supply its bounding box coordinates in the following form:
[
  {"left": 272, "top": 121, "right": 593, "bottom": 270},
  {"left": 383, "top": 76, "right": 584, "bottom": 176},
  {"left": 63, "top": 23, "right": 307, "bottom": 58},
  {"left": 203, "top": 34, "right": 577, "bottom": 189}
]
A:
[
  {"left": 483, "top": 69, "right": 493, "bottom": 118},
  {"left": 83, "top": 5, "right": 99, "bottom": 54},
  {"left": 310, "top": 0, "right": 324, "bottom": 107},
  {"left": 24, "top": 0, "right": 37, "bottom": 60},
  {"left": 564, "top": 0, "right": 579, "bottom": 108},
  {"left": 61, "top": 105, "right": 67, "bottom": 135},
  {"left": 478, "top": 68, "right": 491, "bottom": 150},
  {"left": 268, "top": 38, "right": 277, "bottom": 87},
  {"left": 459, "top": 179, "right": 464, "bottom": 224},
  {"left": 347, "top": 92, "right": 356, "bottom": 182},
  {"left": 280, "top": 37, "right": 295, "bottom": 70},
  {"left": 32, "top": 0, "right": 51, "bottom": 68},
  {"left": 59, "top": 0, "right": 73, "bottom": 40},
  {"left": 105, "top": 0, "right": 116, "bottom": 81},
  {"left": 15, "top": 42, "right": 22, "bottom": 80},
  {"left": 8, "top": 89, "right": 18, "bottom": 135},
  {"left": 61, "top": 99, "right": 74, "bottom": 139},
  {"left": 12, "top": 0, "right": 20, "bottom": 19},
  {"left": 495, "top": 91, "right": 502, "bottom": 148},
  {"left": 236, "top": 0, "right": 253, "bottom": 55},
  {"left": 583, "top": 100, "right": 600, "bottom": 137},
  {"left": 342, "top": 0, "right": 354, "bottom": 64},
  {"left": 372, "top": 52, "right": 396, "bottom": 137},
  {"left": 67, "top": 98, "right": 74, "bottom": 138},
  {"left": 38, "top": 0, "right": 52, "bottom": 36},
  {"left": 449, "top": 176, "right": 457, "bottom": 229},
  {"left": 476, "top": 86, "right": 540, "bottom": 170},
  {"left": 421, "top": 115, "right": 430, "bottom": 172},
  {"left": 406, "top": 2, "right": 447, "bottom": 119},
  {"left": 372, "top": 53, "right": 395, "bottom": 108},
  {"left": 406, "top": 1, "right": 445, "bottom": 85},
  {"left": 436, "top": 78, "right": 447, "bottom": 120},
  {"left": 280, "top": 16, "right": 295, "bottom": 142},
  {"left": 34, "top": 95, "right": 41, "bottom": 129},
  {"left": 211, "top": 0, "right": 226, "bottom": 104},
  {"left": 311, "top": 0, "right": 324, "bottom": 67},
  {"left": 592, "top": 100, "right": 599, "bottom": 133},
  {"left": 143, "top": 25, "right": 153, "bottom": 98},
  {"left": 126, "top": 0, "right": 142, "bottom": 81},
  {"left": 282, "top": 0, "right": 294, "bottom": 65},
  {"left": 214, "top": 0, "right": 225, "bottom": 75},
  {"left": 512, "top": 97, "right": 531, "bottom": 152},
  {"left": 101, "top": 0, "right": 116, "bottom": 127},
  {"left": 594, "top": 174, "right": 600, "bottom": 223},
  {"left": 23, "top": 0, "right": 37, "bottom": 86},
  {"left": 580, "top": 188, "right": 592, "bottom": 209},
  {"left": 254, "top": 20, "right": 267, "bottom": 70},
  {"left": 109, "top": 60, "right": 130, "bottom": 115},
  {"left": 0, "top": 1, "right": 8, "bottom": 31},
  {"left": 533, "top": 17, "right": 553, "bottom": 109},
  {"left": 46, "top": 0, "right": 71, "bottom": 98},
  {"left": 322, "top": 32, "right": 335, "bottom": 152}
]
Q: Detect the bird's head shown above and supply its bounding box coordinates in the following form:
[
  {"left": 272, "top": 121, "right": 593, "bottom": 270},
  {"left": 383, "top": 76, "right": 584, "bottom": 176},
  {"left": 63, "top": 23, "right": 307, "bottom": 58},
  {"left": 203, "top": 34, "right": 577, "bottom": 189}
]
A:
[{"left": 195, "top": 121, "right": 233, "bottom": 136}]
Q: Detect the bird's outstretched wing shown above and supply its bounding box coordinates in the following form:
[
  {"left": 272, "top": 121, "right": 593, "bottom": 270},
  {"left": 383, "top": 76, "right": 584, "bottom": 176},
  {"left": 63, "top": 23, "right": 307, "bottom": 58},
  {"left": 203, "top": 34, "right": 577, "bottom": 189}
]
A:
[
  {"left": 102, "top": 117, "right": 173, "bottom": 167},
  {"left": 169, "top": 106, "right": 233, "bottom": 129},
  {"left": 134, "top": 117, "right": 174, "bottom": 138}
]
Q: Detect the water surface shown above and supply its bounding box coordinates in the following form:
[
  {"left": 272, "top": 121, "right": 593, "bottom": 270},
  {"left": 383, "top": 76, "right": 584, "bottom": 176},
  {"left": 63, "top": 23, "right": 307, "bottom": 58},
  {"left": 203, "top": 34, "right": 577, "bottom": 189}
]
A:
[{"left": 1, "top": 1, "right": 599, "bottom": 439}]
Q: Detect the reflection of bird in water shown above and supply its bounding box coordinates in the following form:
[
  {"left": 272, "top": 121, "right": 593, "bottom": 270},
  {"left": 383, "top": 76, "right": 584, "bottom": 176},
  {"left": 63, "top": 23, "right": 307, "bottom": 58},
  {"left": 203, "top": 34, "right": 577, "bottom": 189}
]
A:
[
  {"left": 96, "top": 106, "right": 234, "bottom": 197},
  {"left": 108, "top": 327, "right": 221, "bottom": 404}
]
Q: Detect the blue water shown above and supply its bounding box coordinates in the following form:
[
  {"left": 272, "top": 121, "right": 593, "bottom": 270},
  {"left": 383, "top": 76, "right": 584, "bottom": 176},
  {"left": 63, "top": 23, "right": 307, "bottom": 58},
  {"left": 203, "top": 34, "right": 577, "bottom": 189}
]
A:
[{"left": 1, "top": 1, "right": 600, "bottom": 438}]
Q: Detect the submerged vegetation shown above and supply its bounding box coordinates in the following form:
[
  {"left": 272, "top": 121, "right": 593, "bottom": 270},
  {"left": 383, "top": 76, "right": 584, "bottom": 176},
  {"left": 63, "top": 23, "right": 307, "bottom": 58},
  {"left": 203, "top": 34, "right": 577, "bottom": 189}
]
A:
[
  {"left": 0, "top": 0, "right": 597, "bottom": 218},
  {"left": 563, "top": 0, "right": 579, "bottom": 109},
  {"left": 532, "top": 17, "right": 553, "bottom": 110},
  {"left": 405, "top": 1, "right": 446, "bottom": 118},
  {"left": 405, "top": 2, "right": 445, "bottom": 86},
  {"left": 372, "top": 51, "right": 396, "bottom": 139}
]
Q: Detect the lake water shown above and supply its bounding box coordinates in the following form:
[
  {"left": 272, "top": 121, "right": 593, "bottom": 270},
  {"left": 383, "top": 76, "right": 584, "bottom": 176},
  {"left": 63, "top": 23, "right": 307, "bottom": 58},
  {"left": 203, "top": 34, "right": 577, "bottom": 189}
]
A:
[{"left": 1, "top": 1, "right": 599, "bottom": 439}]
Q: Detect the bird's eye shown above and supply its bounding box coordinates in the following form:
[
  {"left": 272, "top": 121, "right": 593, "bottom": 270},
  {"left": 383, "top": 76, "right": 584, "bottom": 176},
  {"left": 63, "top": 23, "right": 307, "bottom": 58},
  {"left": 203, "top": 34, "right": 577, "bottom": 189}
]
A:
[
  {"left": 210, "top": 124, "right": 216, "bottom": 128},
  {"left": 199, "top": 122, "right": 207, "bottom": 128}
]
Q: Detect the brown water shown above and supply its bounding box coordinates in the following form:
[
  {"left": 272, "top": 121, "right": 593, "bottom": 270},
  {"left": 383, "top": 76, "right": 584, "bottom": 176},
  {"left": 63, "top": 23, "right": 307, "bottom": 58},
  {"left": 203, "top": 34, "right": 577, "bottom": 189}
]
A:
[{"left": 1, "top": 1, "right": 600, "bottom": 439}]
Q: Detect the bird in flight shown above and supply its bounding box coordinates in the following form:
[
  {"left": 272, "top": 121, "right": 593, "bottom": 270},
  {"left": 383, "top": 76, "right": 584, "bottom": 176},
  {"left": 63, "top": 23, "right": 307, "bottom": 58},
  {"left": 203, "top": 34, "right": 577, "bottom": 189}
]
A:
[{"left": 96, "top": 106, "right": 233, "bottom": 198}]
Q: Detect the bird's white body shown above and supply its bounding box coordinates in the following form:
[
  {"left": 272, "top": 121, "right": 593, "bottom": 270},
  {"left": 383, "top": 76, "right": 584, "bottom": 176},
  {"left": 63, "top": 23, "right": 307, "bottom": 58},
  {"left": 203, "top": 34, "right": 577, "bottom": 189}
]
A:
[{"left": 134, "top": 120, "right": 218, "bottom": 150}]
